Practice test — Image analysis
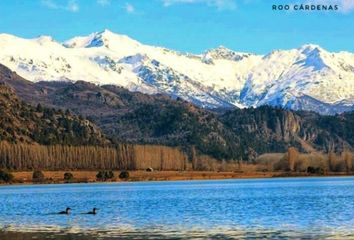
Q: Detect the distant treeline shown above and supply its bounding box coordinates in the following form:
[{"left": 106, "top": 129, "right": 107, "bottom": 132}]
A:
[
  {"left": 0, "top": 142, "right": 190, "bottom": 171},
  {"left": 256, "top": 147, "right": 354, "bottom": 173},
  {"left": 3, "top": 141, "right": 352, "bottom": 173}
]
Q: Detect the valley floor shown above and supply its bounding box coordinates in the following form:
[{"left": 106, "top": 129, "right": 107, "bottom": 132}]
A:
[{"left": 3, "top": 170, "right": 353, "bottom": 185}]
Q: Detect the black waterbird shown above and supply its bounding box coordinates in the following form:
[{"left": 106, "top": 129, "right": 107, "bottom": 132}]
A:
[
  {"left": 58, "top": 207, "right": 71, "bottom": 214},
  {"left": 86, "top": 208, "right": 99, "bottom": 215}
]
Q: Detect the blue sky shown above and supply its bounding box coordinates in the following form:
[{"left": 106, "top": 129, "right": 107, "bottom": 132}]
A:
[{"left": 0, "top": 0, "right": 353, "bottom": 54}]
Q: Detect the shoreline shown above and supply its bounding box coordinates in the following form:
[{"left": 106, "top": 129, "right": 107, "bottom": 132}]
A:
[
  {"left": 1, "top": 170, "right": 353, "bottom": 186},
  {"left": 1, "top": 225, "right": 353, "bottom": 240}
]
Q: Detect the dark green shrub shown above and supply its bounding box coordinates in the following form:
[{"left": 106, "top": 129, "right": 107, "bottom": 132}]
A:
[
  {"left": 307, "top": 166, "right": 324, "bottom": 175},
  {"left": 0, "top": 170, "right": 14, "bottom": 183},
  {"left": 64, "top": 172, "right": 74, "bottom": 183},
  {"left": 96, "top": 170, "right": 115, "bottom": 181},
  {"left": 32, "top": 170, "right": 45, "bottom": 182},
  {"left": 106, "top": 170, "right": 114, "bottom": 179},
  {"left": 96, "top": 171, "right": 104, "bottom": 181},
  {"left": 119, "top": 171, "right": 129, "bottom": 180},
  {"left": 307, "top": 166, "right": 315, "bottom": 174}
]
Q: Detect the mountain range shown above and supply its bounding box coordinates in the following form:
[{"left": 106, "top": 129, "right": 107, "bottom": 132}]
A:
[
  {"left": 0, "top": 30, "right": 353, "bottom": 114},
  {"left": 1, "top": 64, "right": 353, "bottom": 161}
]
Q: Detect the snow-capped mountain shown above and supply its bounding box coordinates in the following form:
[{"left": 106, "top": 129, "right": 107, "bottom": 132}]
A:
[{"left": 0, "top": 29, "right": 353, "bottom": 114}]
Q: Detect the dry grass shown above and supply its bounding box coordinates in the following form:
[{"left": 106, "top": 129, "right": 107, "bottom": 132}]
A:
[
  {"left": 9, "top": 170, "right": 277, "bottom": 184},
  {"left": 254, "top": 153, "right": 284, "bottom": 171},
  {"left": 256, "top": 149, "right": 354, "bottom": 174}
]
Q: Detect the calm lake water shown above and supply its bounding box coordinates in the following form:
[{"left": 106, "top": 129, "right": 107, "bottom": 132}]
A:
[{"left": 1, "top": 177, "right": 354, "bottom": 239}]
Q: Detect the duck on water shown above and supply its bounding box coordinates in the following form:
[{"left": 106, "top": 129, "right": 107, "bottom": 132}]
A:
[
  {"left": 86, "top": 208, "right": 99, "bottom": 215},
  {"left": 57, "top": 207, "right": 98, "bottom": 215},
  {"left": 58, "top": 207, "right": 71, "bottom": 214}
]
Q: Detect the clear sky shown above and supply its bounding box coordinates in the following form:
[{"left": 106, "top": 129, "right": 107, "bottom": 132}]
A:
[{"left": 0, "top": 0, "right": 353, "bottom": 54}]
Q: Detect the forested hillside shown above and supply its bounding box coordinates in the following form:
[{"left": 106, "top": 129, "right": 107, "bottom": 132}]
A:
[
  {"left": 0, "top": 82, "right": 108, "bottom": 145},
  {"left": 1, "top": 64, "right": 353, "bottom": 162}
]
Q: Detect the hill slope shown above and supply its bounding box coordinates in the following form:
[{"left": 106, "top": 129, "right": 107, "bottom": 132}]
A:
[
  {"left": 1, "top": 64, "right": 353, "bottom": 161},
  {"left": 0, "top": 74, "right": 108, "bottom": 145}
]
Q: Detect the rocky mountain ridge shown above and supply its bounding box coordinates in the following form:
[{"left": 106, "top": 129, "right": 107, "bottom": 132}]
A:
[{"left": 0, "top": 30, "right": 353, "bottom": 114}]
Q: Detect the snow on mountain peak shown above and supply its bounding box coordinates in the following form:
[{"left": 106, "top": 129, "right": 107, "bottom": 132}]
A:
[
  {"left": 295, "top": 44, "right": 330, "bottom": 71},
  {"left": 0, "top": 33, "right": 17, "bottom": 40},
  {"left": 0, "top": 30, "right": 353, "bottom": 114},
  {"left": 299, "top": 44, "right": 323, "bottom": 54},
  {"left": 35, "top": 35, "right": 54, "bottom": 42},
  {"left": 0, "top": 33, "right": 24, "bottom": 45},
  {"left": 204, "top": 46, "right": 253, "bottom": 62},
  {"left": 33, "top": 36, "right": 61, "bottom": 47},
  {"left": 64, "top": 29, "right": 140, "bottom": 50}
]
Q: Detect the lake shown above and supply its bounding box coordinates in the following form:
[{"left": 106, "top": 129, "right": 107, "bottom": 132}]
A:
[{"left": 0, "top": 177, "right": 354, "bottom": 239}]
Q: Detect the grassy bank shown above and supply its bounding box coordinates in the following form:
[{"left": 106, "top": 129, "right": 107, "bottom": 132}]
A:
[{"left": 1, "top": 169, "right": 353, "bottom": 185}]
